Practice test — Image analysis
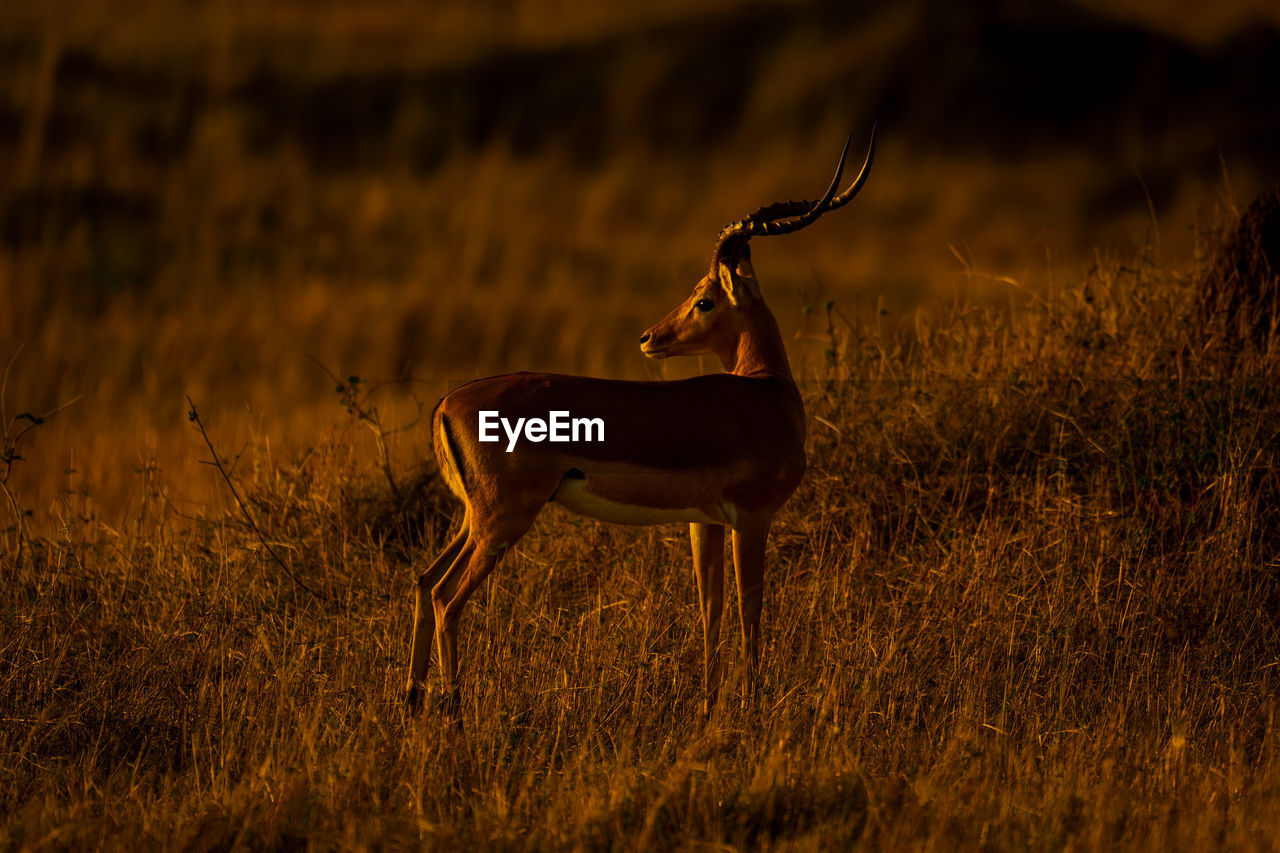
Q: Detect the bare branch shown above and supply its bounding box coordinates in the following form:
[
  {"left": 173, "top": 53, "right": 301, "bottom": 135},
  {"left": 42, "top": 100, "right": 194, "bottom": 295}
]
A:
[
  {"left": 1, "top": 344, "right": 82, "bottom": 567},
  {"left": 186, "top": 395, "right": 320, "bottom": 600}
]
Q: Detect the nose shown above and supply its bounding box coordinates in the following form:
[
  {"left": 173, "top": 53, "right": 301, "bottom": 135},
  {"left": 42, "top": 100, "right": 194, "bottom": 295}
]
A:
[{"left": 639, "top": 332, "right": 650, "bottom": 344}]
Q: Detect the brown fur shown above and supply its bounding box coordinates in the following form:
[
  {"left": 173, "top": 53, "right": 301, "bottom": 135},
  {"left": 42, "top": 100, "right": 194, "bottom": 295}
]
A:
[
  {"left": 405, "top": 256, "right": 807, "bottom": 716},
  {"left": 405, "top": 143, "right": 874, "bottom": 714}
]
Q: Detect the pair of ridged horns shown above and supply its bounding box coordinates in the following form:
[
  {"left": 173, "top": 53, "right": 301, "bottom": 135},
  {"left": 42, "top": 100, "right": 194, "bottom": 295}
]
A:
[{"left": 711, "top": 124, "right": 877, "bottom": 269}]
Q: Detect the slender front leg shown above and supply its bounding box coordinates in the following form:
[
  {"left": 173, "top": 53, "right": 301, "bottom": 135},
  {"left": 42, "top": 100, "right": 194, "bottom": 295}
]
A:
[
  {"left": 690, "top": 522, "right": 726, "bottom": 717},
  {"left": 731, "top": 515, "right": 772, "bottom": 706},
  {"left": 406, "top": 518, "right": 469, "bottom": 713}
]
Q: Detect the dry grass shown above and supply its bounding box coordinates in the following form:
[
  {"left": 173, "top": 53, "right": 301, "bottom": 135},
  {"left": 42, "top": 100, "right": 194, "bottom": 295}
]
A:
[
  {"left": 4, "top": 0, "right": 1275, "bottom": 517},
  {"left": 4, "top": 1, "right": 1280, "bottom": 848},
  {"left": 5, "top": 237, "right": 1280, "bottom": 849}
]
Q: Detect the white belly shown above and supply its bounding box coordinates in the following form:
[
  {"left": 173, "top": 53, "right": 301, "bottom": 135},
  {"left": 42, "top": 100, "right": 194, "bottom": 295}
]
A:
[{"left": 552, "top": 477, "right": 735, "bottom": 527}]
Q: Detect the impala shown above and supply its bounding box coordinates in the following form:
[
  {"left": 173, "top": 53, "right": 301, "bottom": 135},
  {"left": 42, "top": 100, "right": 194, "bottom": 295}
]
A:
[{"left": 406, "top": 128, "right": 876, "bottom": 715}]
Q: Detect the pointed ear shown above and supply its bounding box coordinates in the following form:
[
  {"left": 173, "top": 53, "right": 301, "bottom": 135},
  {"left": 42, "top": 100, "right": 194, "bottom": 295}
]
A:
[
  {"left": 717, "top": 260, "right": 761, "bottom": 306},
  {"left": 735, "top": 256, "right": 761, "bottom": 296},
  {"left": 716, "top": 262, "right": 739, "bottom": 305},
  {"left": 717, "top": 261, "right": 758, "bottom": 307}
]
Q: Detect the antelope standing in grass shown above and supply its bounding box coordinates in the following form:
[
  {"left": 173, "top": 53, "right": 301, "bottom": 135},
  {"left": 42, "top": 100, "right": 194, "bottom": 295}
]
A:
[{"left": 407, "top": 128, "right": 876, "bottom": 716}]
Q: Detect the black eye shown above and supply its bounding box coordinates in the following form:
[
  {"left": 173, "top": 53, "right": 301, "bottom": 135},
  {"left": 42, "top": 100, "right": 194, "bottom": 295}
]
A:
[{"left": 694, "top": 298, "right": 715, "bottom": 312}]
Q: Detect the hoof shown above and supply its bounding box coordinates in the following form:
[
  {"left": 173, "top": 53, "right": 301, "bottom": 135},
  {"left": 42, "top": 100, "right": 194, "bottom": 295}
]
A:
[
  {"left": 406, "top": 684, "right": 424, "bottom": 714},
  {"left": 437, "top": 688, "right": 463, "bottom": 729},
  {"left": 436, "top": 687, "right": 462, "bottom": 715}
]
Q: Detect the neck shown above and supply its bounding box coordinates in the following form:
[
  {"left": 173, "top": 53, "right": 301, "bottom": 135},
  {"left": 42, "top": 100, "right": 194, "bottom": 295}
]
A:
[{"left": 721, "top": 306, "right": 794, "bottom": 380}]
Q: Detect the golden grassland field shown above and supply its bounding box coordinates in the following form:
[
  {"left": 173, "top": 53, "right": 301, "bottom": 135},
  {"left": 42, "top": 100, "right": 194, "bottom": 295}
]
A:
[
  {"left": 5, "top": 224, "right": 1280, "bottom": 848},
  {"left": 5, "top": 0, "right": 1280, "bottom": 518},
  {"left": 5, "top": 0, "right": 1280, "bottom": 848}
]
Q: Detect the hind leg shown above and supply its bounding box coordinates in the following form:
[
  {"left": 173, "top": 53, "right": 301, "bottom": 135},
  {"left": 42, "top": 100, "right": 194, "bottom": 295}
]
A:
[
  {"left": 432, "top": 535, "right": 499, "bottom": 706},
  {"left": 431, "top": 504, "right": 541, "bottom": 708},
  {"left": 405, "top": 514, "right": 469, "bottom": 713}
]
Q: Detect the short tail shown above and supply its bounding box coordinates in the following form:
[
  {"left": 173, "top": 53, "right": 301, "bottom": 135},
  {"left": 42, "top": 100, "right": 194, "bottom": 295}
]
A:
[{"left": 433, "top": 402, "right": 468, "bottom": 500}]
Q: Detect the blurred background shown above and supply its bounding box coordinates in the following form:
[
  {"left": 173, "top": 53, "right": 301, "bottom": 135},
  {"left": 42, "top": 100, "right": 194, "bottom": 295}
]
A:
[{"left": 3, "top": 0, "right": 1279, "bottom": 522}]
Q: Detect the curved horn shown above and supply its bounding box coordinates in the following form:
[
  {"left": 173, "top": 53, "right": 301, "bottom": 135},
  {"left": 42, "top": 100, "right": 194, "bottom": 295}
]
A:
[
  {"left": 746, "top": 124, "right": 877, "bottom": 226},
  {"left": 710, "top": 124, "right": 877, "bottom": 268}
]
